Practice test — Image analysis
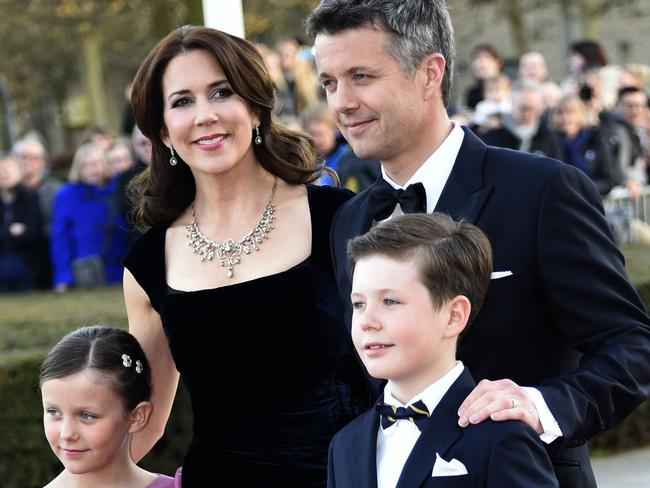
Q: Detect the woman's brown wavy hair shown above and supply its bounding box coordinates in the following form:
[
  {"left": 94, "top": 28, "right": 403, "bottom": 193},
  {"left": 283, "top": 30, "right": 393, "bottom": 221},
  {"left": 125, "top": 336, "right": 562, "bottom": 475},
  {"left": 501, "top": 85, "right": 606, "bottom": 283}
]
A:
[{"left": 129, "top": 25, "right": 322, "bottom": 230}]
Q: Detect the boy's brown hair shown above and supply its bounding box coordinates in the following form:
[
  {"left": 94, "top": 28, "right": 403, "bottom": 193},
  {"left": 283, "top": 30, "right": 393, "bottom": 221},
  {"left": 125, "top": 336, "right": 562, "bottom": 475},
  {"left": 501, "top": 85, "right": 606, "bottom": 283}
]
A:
[{"left": 347, "top": 212, "right": 493, "bottom": 325}]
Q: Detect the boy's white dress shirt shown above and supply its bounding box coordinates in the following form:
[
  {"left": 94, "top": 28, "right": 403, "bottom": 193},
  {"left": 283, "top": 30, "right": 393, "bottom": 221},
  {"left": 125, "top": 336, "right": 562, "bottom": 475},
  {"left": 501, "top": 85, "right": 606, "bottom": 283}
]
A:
[{"left": 376, "top": 361, "right": 465, "bottom": 488}]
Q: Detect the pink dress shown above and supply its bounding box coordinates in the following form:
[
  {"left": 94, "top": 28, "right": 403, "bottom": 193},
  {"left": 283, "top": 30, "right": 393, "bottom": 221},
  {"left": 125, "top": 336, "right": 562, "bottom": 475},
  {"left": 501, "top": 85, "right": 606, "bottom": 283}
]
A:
[{"left": 145, "top": 468, "right": 182, "bottom": 488}]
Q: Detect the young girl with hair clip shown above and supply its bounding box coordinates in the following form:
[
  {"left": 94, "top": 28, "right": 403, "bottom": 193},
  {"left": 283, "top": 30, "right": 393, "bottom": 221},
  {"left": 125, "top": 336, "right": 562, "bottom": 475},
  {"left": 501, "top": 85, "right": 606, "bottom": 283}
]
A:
[{"left": 39, "top": 326, "right": 180, "bottom": 488}]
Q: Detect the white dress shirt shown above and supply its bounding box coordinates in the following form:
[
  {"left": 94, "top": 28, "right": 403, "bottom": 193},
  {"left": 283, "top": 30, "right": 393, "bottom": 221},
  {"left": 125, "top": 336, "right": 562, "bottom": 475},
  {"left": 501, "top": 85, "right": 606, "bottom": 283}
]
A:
[
  {"left": 380, "top": 122, "right": 463, "bottom": 217},
  {"left": 377, "top": 123, "right": 562, "bottom": 445},
  {"left": 376, "top": 362, "right": 465, "bottom": 488}
]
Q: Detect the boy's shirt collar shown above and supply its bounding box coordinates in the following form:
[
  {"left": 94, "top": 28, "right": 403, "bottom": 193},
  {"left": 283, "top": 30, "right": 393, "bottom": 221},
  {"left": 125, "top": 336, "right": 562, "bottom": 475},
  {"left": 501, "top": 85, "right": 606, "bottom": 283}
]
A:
[{"left": 382, "top": 361, "right": 465, "bottom": 422}]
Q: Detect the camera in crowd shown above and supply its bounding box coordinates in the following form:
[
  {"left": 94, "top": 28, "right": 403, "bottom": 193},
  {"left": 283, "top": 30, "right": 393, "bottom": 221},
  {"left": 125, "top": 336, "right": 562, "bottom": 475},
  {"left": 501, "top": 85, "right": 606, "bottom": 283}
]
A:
[{"left": 579, "top": 83, "right": 594, "bottom": 102}]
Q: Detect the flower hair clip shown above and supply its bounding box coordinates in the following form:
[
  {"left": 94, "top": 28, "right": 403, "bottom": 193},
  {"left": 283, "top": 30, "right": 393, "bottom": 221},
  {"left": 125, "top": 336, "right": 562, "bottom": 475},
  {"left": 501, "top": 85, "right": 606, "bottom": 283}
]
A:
[{"left": 121, "top": 354, "right": 143, "bottom": 374}]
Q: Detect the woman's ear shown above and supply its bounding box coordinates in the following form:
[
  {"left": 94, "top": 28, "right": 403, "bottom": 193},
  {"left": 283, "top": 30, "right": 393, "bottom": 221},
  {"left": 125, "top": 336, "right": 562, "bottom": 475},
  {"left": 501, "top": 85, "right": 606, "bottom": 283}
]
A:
[
  {"left": 128, "top": 401, "right": 153, "bottom": 434},
  {"left": 160, "top": 128, "right": 171, "bottom": 149},
  {"left": 444, "top": 295, "right": 471, "bottom": 340},
  {"left": 251, "top": 108, "right": 262, "bottom": 129}
]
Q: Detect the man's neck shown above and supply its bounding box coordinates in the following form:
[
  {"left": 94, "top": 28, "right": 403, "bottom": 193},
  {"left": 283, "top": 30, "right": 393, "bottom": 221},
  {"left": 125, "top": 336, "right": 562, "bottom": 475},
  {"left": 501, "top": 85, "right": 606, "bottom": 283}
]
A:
[
  {"left": 23, "top": 174, "right": 41, "bottom": 189},
  {"left": 1, "top": 189, "right": 16, "bottom": 204},
  {"left": 383, "top": 118, "right": 454, "bottom": 186}
]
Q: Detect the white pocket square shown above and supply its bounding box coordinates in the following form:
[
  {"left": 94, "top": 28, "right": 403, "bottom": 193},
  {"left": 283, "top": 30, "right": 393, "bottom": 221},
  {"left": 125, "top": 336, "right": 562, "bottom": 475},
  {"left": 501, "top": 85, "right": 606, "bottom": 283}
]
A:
[
  {"left": 490, "top": 270, "right": 513, "bottom": 280},
  {"left": 431, "top": 453, "right": 468, "bottom": 477}
]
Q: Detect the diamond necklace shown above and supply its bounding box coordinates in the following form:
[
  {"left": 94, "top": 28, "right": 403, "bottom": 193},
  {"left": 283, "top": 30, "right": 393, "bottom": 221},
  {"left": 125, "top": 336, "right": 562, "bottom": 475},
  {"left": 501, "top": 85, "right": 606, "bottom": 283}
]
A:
[{"left": 186, "top": 176, "right": 277, "bottom": 278}]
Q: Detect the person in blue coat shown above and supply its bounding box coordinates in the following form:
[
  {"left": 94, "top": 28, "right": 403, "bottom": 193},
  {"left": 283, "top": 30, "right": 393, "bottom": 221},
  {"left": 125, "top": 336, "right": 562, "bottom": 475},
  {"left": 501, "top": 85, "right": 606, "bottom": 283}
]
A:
[{"left": 50, "top": 142, "right": 131, "bottom": 292}]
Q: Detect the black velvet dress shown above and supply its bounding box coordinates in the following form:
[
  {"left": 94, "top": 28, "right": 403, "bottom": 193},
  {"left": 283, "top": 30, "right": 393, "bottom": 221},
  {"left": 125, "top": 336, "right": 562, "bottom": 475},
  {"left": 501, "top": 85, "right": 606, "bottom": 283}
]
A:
[{"left": 123, "top": 185, "right": 370, "bottom": 487}]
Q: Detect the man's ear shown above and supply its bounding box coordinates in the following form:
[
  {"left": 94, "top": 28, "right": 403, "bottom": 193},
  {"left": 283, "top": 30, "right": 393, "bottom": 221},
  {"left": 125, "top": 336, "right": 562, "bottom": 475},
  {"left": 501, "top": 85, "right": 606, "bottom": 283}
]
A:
[
  {"left": 444, "top": 295, "right": 470, "bottom": 340},
  {"left": 421, "top": 52, "right": 446, "bottom": 101},
  {"left": 128, "top": 401, "right": 153, "bottom": 434}
]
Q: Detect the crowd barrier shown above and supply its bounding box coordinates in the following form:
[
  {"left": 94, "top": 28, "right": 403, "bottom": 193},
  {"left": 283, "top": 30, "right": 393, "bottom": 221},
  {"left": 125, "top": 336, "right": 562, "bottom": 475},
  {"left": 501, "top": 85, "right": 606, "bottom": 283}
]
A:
[{"left": 604, "top": 185, "right": 650, "bottom": 245}]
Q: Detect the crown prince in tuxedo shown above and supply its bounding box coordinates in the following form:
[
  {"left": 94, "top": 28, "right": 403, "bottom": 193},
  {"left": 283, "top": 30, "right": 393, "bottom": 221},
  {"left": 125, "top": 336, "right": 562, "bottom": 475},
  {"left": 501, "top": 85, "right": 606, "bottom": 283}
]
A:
[
  {"left": 328, "top": 213, "right": 558, "bottom": 488},
  {"left": 307, "top": 2, "right": 650, "bottom": 487}
]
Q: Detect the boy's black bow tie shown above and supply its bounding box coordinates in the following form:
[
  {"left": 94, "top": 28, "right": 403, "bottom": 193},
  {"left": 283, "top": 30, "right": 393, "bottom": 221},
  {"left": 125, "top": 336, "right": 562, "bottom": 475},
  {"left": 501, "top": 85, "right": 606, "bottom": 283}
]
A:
[
  {"left": 375, "top": 400, "right": 430, "bottom": 430},
  {"left": 368, "top": 179, "right": 427, "bottom": 221}
]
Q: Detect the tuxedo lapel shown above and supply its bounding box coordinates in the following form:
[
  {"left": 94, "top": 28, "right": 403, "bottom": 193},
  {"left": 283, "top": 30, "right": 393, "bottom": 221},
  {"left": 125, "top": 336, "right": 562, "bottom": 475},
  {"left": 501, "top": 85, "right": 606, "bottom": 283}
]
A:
[
  {"left": 435, "top": 128, "right": 493, "bottom": 224},
  {"left": 395, "top": 370, "right": 476, "bottom": 488},
  {"left": 335, "top": 184, "right": 378, "bottom": 326},
  {"left": 351, "top": 408, "right": 381, "bottom": 488},
  {"left": 353, "top": 182, "right": 380, "bottom": 236}
]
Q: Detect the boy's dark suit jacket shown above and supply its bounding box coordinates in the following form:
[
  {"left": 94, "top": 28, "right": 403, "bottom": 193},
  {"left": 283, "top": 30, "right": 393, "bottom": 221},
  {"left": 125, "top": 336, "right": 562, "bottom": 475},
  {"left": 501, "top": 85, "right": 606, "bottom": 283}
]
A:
[
  {"left": 330, "top": 128, "right": 650, "bottom": 488},
  {"left": 328, "top": 369, "right": 559, "bottom": 488}
]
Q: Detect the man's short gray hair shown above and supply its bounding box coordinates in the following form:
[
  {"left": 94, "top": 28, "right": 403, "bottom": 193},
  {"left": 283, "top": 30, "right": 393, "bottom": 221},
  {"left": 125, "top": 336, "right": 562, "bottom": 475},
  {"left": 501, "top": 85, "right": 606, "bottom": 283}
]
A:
[
  {"left": 12, "top": 136, "right": 47, "bottom": 161},
  {"left": 306, "top": 0, "right": 455, "bottom": 107}
]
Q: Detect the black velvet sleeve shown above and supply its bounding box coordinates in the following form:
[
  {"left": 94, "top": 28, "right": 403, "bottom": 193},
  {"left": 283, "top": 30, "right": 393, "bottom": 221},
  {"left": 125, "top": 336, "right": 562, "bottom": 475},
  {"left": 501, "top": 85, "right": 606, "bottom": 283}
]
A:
[{"left": 122, "top": 226, "right": 167, "bottom": 313}]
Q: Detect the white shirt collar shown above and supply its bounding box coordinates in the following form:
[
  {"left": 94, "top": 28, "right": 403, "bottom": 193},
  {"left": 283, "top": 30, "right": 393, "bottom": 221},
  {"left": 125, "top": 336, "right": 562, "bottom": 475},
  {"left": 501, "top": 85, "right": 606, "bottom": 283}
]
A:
[
  {"left": 375, "top": 362, "right": 465, "bottom": 488},
  {"left": 380, "top": 123, "right": 464, "bottom": 213},
  {"left": 382, "top": 361, "right": 465, "bottom": 422}
]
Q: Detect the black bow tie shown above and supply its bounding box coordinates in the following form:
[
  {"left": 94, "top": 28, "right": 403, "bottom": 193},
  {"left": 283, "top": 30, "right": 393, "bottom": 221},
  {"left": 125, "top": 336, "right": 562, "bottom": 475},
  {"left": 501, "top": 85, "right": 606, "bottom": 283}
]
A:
[
  {"left": 375, "top": 400, "right": 431, "bottom": 430},
  {"left": 368, "top": 179, "right": 427, "bottom": 221}
]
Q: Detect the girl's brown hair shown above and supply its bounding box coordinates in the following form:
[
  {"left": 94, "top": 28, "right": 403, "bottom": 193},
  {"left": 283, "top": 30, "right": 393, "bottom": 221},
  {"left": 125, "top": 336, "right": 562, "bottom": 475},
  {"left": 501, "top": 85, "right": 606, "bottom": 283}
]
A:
[{"left": 40, "top": 326, "right": 152, "bottom": 411}]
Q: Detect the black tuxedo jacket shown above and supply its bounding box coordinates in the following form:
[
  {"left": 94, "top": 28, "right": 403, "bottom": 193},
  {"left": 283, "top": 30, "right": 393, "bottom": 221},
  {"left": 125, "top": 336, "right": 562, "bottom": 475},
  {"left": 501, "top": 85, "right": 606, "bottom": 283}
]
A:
[
  {"left": 330, "top": 128, "right": 650, "bottom": 488},
  {"left": 328, "top": 369, "right": 558, "bottom": 488}
]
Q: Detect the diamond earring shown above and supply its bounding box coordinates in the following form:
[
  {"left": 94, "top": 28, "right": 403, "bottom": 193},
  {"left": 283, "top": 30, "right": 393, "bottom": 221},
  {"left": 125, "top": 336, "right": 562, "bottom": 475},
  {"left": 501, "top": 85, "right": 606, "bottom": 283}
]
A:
[
  {"left": 169, "top": 146, "right": 178, "bottom": 166},
  {"left": 254, "top": 125, "right": 262, "bottom": 145}
]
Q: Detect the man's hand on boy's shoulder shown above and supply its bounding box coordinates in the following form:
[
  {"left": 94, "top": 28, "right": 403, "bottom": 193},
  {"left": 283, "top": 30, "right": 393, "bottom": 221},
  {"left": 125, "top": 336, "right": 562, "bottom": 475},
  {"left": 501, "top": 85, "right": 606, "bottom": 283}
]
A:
[{"left": 457, "top": 378, "right": 543, "bottom": 434}]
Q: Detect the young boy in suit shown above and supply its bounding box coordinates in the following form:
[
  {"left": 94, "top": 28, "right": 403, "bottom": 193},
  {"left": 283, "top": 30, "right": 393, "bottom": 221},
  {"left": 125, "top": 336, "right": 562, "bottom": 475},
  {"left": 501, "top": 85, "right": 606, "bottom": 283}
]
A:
[{"left": 328, "top": 213, "right": 558, "bottom": 488}]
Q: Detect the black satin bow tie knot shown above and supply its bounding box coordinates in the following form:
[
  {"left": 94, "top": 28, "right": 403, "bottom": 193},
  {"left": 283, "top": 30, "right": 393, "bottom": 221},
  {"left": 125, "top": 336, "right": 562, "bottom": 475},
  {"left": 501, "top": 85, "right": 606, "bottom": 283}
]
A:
[
  {"left": 368, "top": 179, "right": 427, "bottom": 221},
  {"left": 375, "top": 400, "right": 431, "bottom": 430}
]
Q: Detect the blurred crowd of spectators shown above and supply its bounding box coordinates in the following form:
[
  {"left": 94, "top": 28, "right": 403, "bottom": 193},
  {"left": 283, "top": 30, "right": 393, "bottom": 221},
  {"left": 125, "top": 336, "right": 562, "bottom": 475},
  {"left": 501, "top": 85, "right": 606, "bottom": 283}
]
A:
[
  {"left": 453, "top": 40, "right": 650, "bottom": 200},
  {"left": 0, "top": 125, "right": 152, "bottom": 293},
  {"left": 2, "top": 36, "right": 649, "bottom": 293},
  {"left": 451, "top": 40, "right": 650, "bottom": 244}
]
